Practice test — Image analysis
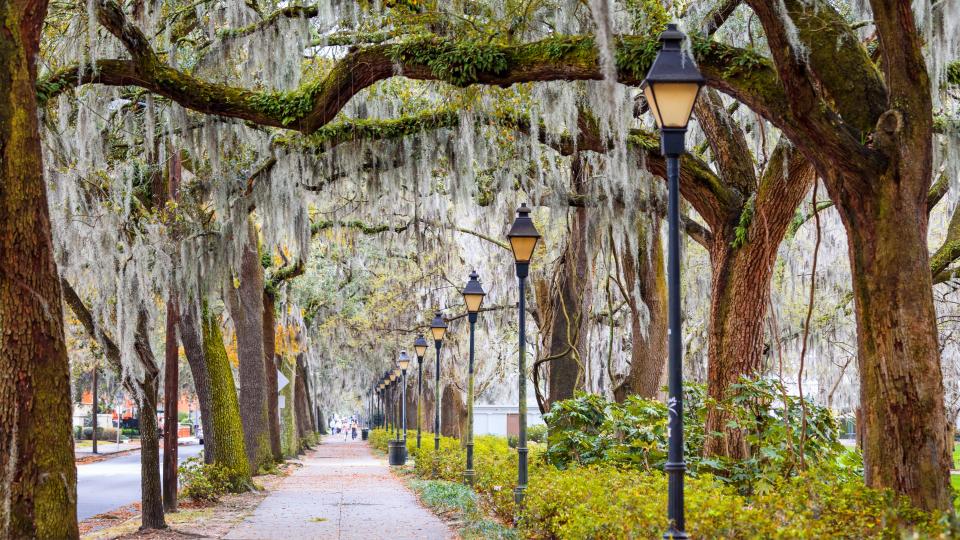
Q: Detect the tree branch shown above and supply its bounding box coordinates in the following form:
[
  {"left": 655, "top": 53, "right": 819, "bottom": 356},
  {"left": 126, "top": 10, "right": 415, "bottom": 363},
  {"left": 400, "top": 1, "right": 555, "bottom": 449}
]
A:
[
  {"left": 61, "top": 278, "right": 122, "bottom": 373},
  {"left": 693, "top": 87, "right": 755, "bottom": 195},
  {"left": 869, "top": 0, "right": 931, "bottom": 129},
  {"left": 217, "top": 5, "right": 319, "bottom": 41},
  {"left": 743, "top": 0, "right": 879, "bottom": 178}
]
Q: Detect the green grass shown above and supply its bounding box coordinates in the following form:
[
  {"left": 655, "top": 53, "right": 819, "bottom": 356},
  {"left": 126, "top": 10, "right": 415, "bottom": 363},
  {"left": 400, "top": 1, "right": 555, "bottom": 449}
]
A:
[
  {"left": 953, "top": 442, "right": 960, "bottom": 469},
  {"left": 408, "top": 479, "right": 517, "bottom": 540}
]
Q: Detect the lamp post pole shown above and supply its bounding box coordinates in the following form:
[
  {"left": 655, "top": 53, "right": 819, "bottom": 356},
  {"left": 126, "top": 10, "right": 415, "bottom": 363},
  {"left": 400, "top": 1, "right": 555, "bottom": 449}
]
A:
[
  {"left": 506, "top": 204, "right": 540, "bottom": 508},
  {"left": 434, "top": 339, "right": 441, "bottom": 452},
  {"left": 430, "top": 310, "right": 447, "bottom": 477},
  {"left": 401, "top": 368, "right": 408, "bottom": 446},
  {"left": 461, "top": 271, "right": 486, "bottom": 486},
  {"left": 417, "top": 357, "right": 423, "bottom": 448},
  {"left": 515, "top": 267, "right": 528, "bottom": 504},
  {"left": 640, "top": 23, "right": 703, "bottom": 540},
  {"left": 664, "top": 138, "right": 686, "bottom": 540},
  {"left": 398, "top": 350, "right": 410, "bottom": 458},
  {"left": 465, "top": 313, "right": 476, "bottom": 485},
  {"left": 394, "top": 379, "right": 400, "bottom": 441}
]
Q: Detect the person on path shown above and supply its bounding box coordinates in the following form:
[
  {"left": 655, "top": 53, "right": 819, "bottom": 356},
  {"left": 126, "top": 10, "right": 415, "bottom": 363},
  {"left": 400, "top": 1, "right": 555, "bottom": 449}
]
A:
[{"left": 351, "top": 422, "right": 357, "bottom": 440}]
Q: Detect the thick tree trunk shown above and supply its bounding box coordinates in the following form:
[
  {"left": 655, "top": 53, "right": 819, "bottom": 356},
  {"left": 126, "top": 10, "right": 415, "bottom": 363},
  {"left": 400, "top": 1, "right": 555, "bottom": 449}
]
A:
[
  {"left": 263, "top": 290, "right": 282, "bottom": 461},
  {"left": 0, "top": 0, "right": 78, "bottom": 536},
  {"left": 701, "top": 234, "right": 777, "bottom": 459},
  {"left": 226, "top": 221, "right": 271, "bottom": 473},
  {"left": 92, "top": 366, "right": 99, "bottom": 454},
  {"left": 162, "top": 297, "right": 179, "bottom": 512},
  {"left": 137, "top": 375, "right": 166, "bottom": 529},
  {"left": 834, "top": 168, "right": 952, "bottom": 511},
  {"left": 201, "top": 307, "right": 251, "bottom": 488},
  {"left": 178, "top": 302, "right": 217, "bottom": 464},
  {"left": 294, "top": 356, "right": 311, "bottom": 444},
  {"left": 279, "top": 356, "right": 299, "bottom": 456},
  {"left": 613, "top": 215, "right": 667, "bottom": 401},
  {"left": 701, "top": 145, "right": 814, "bottom": 460},
  {"left": 133, "top": 310, "right": 166, "bottom": 530},
  {"left": 543, "top": 156, "right": 596, "bottom": 409},
  {"left": 440, "top": 384, "right": 466, "bottom": 439}
]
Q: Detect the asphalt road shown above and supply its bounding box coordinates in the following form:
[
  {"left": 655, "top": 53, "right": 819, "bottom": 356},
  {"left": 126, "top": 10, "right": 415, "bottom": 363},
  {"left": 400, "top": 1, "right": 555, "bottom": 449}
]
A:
[{"left": 76, "top": 443, "right": 205, "bottom": 520}]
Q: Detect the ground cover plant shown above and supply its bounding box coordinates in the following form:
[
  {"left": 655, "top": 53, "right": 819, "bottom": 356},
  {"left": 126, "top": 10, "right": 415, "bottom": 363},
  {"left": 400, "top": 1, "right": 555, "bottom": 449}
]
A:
[{"left": 371, "top": 380, "right": 957, "bottom": 538}]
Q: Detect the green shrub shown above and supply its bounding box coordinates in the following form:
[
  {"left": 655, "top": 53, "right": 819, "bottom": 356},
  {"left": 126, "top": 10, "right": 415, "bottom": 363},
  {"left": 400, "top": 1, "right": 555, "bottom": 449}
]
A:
[
  {"left": 543, "top": 379, "right": 845, "bottom": 493},
  {"left": 410, "top": 479, "right": 478, "bottom": 515},
  {"left": 178, "top": 456, "right": 233, "bottom": 502},
  {"left": 527, "top": 424, "right": 547, "bottom": 444},
  {"left": 76, "top": 426, "right": 120, "bottom": 441},
  {"left": 521, "top": 464, "right": 953, "bottom": 539}
]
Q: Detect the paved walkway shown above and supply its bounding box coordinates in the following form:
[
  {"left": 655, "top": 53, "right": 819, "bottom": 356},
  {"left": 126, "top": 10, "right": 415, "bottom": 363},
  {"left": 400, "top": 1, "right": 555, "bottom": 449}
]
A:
[{"left": 225, "top": 436, "right": 454, "bottom": 540}]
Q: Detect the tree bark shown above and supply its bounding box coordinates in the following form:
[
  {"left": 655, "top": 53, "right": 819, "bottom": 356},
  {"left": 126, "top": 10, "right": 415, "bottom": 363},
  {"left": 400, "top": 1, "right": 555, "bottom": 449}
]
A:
[
  {"left": 0, "top": 0, "right": 78, "bottom": 536},
  {"left": 543, "top": 155, "right": 597, "bottom": 409},
  {"left": 201, "top": 306, "right": 251, "bottom": 488},
  {"left": 225, "top": 221, "right": 271, "bottom": 473},
  {"left": 134, "top": 311, "right": 165, "bottom": 530},
  {"left": 832, "top": 166, "right": 952, "bottom": 510},
  {"left": 138, "top": 376, "right": 165, "bottom": 529},
  {"left": 279, "top": 355, "right": 299, "bottom": 456},
  {"left": 92, "top": 366, "right": 99, "bottom": 454},
  {"left": 162, "top": 297, "right": 179, "bottom": 512},
  {"left": 702, "top": 145, "right": 814, "bottom": 460},
  {"left": 440, "top": 384, "right": 466, "bottom": 439},
  {"left": 613, "top": 215, "right": 667, "bottom": 401},
  {"left": 262, "top": 289, "right": 282, "bottom": 461},
  {"left": 294, "top": 356, "right": 311, "bottom": 444},
  {"left": 178, "top": 301, "right": 217, "bottom": 464}
]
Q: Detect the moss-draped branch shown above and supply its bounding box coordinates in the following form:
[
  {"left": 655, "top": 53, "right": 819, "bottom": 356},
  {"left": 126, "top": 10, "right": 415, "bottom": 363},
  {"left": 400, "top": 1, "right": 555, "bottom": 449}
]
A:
[{"left": 38, "top": 0, "right": 791, "bottom": 142}]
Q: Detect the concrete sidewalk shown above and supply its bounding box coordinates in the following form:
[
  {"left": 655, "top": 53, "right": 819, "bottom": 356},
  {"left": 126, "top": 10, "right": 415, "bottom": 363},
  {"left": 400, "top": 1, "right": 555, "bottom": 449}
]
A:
[{"left": 225, "top": 436, "right": 454, "bottom": 540}]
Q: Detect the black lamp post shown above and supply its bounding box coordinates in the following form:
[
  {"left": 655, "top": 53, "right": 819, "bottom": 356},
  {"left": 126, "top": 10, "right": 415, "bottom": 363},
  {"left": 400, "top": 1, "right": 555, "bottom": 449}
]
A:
[
  {"left": 430, "top": 311, "right": 448, "bottom": 464},
  {"left": 379, "top": 380, "right": 385, "bottom": 428},
  {"left": 384, "top": 373, "right": 392, "bottom": 432},
  {"left": 390, "top": 369, "right": 400, "bottom": 440},
  {"left": 641, "top": 22, "right": 703, "bottom": 540},
  {"left": 398, "top": 351, "right": 411, "bottom": 454},
  {"left": 461, "top": 270, "right": 486, "bottom": 486},
  {"left": 506, "top": 203, "right": 541, "bottom": 506},
  {"left": 414, "top": 335, "right": 428, "bottom": 449}
]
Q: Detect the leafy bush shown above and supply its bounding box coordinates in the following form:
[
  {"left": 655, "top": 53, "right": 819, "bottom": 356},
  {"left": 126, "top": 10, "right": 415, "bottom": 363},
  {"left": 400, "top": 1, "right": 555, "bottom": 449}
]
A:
[
  {"left": 410, "top": 479, "right": 479, "bottom": 515},
  {"left": 526, "top": 424, "right": 547, "bottom": 444},
  {"left": 521, "top": 464, "right": 953, "bottom": 539},
  {"left": 76, "top": 426, "right": 120, "bottom": 441},
  {"left": 543, "top": 379, "right": 845, "bottom": 493},
  {"left": 178, "top": 456, "right": 233, "bottom": 502},
  {"left": 371, "top": 428, "right": 540, "bottom": 521}
]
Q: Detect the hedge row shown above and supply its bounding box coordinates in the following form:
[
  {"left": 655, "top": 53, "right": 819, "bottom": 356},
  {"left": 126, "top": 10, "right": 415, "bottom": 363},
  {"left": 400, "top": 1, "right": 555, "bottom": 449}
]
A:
[{"left": 369, "top": 429, "right": 954, "bottom": 538}]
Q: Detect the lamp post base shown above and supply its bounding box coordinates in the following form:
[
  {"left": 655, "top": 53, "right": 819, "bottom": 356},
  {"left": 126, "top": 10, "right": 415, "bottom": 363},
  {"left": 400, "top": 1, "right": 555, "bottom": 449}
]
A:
[
  {"left": 513, "top": 485, "right": 525, "bottom": 505},
  {"left": 663, "top": 528, "right": 689, "bottom": 540},
  {"left": 463, "top": 469, "right": 475, "bottom": 486}
]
